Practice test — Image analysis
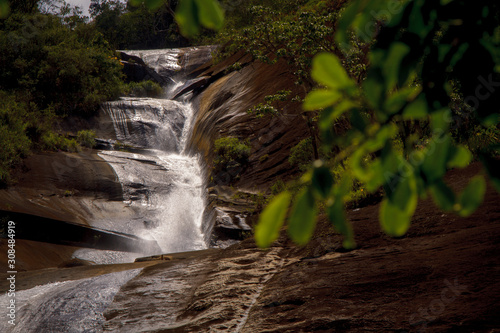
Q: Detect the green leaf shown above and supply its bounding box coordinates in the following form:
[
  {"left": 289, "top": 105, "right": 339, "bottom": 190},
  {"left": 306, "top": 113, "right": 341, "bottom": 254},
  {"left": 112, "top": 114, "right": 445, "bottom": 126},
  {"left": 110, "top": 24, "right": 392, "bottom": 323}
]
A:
[
  {"left": 288, "top": 188, "right": 317, "bottom": 245},
  {"left": 175, "top": 0, "right": 200, "bottom": 37},
  {"left": 0, "top": 0, "right": 9, "bottom": 18},
  {"left": 402, "top": 95, "right": 428, "bottom": 119},
  {"left": 387, "top": 172, "right": 418, "bottom": 216},
  {"left": 379, "top": 199, "right": 412, "bottom": 237},
  {"left": 335, "top": 0, "right": 366, "bottom": 48},
  {"left": 319, "top": 101, "right": 356, "bottom": 131},
  {"left": 327, "top": 198, "right": 356, "bottom": 249},
  {"left": 194, "top": 0, "right": 224, "bottom": 30},
  {"left": 363, "top": 74, "right": 384, "bottom": 108},
  {"left": 447, "top": 145, "right": 472, "bottom": 169},
  {"left": 429, "top": 181, "right": 456, "bottom": 211},
  {"left": 421, "top": 134, "right": 452, "bottom": 183},
  {"left": 255, "top": 191, "right": 291, "bottom": 248},
  {"left": 303, "top": 89, "right": 341, "bottom": 111},
  {"left": 383, "top": 42, "right": 411, "bottom": 90},
  {"left": 145, "top": 0, "right": 164, "bottom": 9},
  {"left": 479, "top": 153, "right": 500, "bottom": 192},
  {"left": 311, "top": 53, "right": 354, "bottom": 90},
  {"left": 311, "top": 163, "right": 334, "bottom": 199},
  {"left": 457, "top": 176, "right": 486, "bottom": 217},
  {"left": 383, "top": 86, "right": 421, "bottom": 115}
]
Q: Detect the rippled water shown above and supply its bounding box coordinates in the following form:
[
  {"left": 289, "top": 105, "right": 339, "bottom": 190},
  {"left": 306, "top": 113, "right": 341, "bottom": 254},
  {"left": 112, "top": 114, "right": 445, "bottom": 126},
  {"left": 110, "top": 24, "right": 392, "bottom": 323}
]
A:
[{"left": 0, "top": 269, "right": 141, "bottom": 333}]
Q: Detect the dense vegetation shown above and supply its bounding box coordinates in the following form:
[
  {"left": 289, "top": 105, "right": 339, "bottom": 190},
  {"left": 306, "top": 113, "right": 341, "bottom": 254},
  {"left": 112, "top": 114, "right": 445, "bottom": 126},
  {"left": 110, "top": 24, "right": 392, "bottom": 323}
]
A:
[{"left": 0, "top": 1, "right": 126, "bottom": 184}]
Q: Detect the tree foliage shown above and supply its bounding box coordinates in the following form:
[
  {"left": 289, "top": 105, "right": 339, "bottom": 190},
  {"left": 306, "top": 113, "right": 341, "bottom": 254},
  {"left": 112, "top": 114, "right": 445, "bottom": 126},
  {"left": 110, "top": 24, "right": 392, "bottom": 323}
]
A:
[
  {"left": 0, "top": 1, "right": 124, "bottom": 184},
  {"left": 255, "top": 0, "right": 500, "bottom": 248}
]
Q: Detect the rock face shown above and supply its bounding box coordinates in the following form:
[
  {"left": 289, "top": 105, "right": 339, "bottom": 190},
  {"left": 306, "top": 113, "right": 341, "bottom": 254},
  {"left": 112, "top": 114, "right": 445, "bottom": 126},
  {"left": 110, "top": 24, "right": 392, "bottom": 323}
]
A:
[
  {"left": 99, "top": 163, "right": 500, "bottom": 332},
  {"left": 189, "top": 52, "right": 311, "bottom": 191},
  {"left": 119, "top": 51, "right": 174, "bottom": 86}
]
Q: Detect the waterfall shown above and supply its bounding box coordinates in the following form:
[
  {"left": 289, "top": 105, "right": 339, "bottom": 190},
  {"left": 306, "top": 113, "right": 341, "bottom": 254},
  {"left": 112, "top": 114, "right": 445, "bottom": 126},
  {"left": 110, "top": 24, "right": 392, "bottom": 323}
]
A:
[
  {"left": 73, "top": 50, "right": 211, "bottom": 264},
  {"left": 0, "top": 48, "right": 213, "bottom": 333}
]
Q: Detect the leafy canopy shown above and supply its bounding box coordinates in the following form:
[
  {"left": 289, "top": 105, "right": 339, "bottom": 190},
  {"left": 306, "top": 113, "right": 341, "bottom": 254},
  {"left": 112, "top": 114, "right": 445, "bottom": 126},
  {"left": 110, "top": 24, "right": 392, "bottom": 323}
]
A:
[{"left": 256, "top": 0, "right": 500, "bottom": 248}]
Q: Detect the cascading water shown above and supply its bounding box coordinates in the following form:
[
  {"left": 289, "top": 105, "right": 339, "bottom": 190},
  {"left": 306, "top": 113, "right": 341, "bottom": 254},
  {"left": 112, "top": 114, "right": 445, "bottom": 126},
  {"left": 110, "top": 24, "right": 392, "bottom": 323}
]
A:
[
  {"left": 74, "top": 52, "right": 210, "bottom": 264},
  {"left": 0, "top": 48, "right": 214, "bottom": 333}
]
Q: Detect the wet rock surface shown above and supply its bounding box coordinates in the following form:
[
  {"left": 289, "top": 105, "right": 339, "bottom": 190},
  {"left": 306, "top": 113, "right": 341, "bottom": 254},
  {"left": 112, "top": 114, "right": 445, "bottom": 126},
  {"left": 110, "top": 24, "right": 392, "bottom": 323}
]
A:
[{"left": 99, "top": 163, "right": 499, "bottom": 332}]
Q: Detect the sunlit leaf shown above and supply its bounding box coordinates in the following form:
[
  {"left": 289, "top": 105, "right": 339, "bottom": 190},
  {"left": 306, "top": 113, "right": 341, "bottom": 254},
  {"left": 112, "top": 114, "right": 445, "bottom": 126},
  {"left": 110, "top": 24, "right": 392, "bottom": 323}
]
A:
[
  {"left": 288, "top": 188, "right": 317, "bottom": 245},
  {"left": 311, "top": 52, "right": 354, "bottom": 90},
  {"left": 194, "top": 0, "right": 224, "bottom": 30},
  {"left": 255, "top": 191, "right": 291, "bottom": 248},
  {"left": 379, "top": 198, "right": 411, "bottom": 237},
  {"left": 303, "top": 89, "right": 341, "bottom": 111},
  {"left": 457, "top": 176, "right": 486, "bottom": 217}
]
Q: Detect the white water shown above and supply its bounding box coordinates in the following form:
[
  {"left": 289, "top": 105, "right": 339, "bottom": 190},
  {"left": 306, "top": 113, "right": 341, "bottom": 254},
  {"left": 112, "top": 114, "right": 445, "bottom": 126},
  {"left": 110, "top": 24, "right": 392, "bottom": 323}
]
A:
[
  {"left": 73, "top": 51, "right": 211, "bottom": 264},
  {"left": 0, "top": 269, "right": 142, "bottom": 333}
]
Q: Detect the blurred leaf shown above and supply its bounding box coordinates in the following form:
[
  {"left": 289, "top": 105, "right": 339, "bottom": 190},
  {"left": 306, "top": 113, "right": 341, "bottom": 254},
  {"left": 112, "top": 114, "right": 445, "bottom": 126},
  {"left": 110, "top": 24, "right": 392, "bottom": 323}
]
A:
[
  {"left": 429, "top": 181, "right": 456, "bottom": 211},
  {"left": 421, "top": 135, "right": 452, "bottom": 183},
  {"left": 311, "top": 163, "right": 334, "bottom": 199},
  {"left": 457, "top": 176, "right": 486, "bottom": 217},
  {"left": 335, "top": 0, "right": 367, "bottom": 48},
  {"left": 288, "top": 188, "right": 317, "bottom": 245},
  {"left": 447, "top": 145, "right": 472, "bottom": 169},
  {"left": 175, "top": 0, "right": 200, "bottom": 37},
  {"left": 255, "top": 191, "right": 291, "bottom": 248},
  {"left": 379, "top": 198, "right": 411, "bottom": 237},
  {"left": 0, "top": 0, "right": 9, "bottom": 18},
  {"left": 402, "top": 95, "right": 428, "bottom": 119},
  {"left": 303, "top": 89, "right": 341, "bottom": 111},
  {"left": 363, "top": 75, "right": 384, "bottom": 108},
  {"left": 479, "top": 154, "right": 500, "bottom": 192},
  {"left": 387, "top": 172, "right": 418, "bottom": 216},
  {"left": 383, "top": 42, "right": 411, "bottom": 90},
  {"left": 312, "top": 52, "right": 354, "bottom": 90},
  {"left": 145, "top": 0, "right": 164, "bottom": 9},
  {"left": 319, "top": 101, "right": 356, "bottom": 131},
  {"left": 384, "top": 86, "right": 421, "bottom": 115},
  {"left": 430, "top": 109, "right": 451, "bottom": 132},
  {"left": 194, "top": 0, "right": 224, "bottom": 30},
  {"left": 327, "top": 198, "right": 356, "bottom": 249},
  {"left": 350, "top": 108, "right": 369, "bottom": 132}
]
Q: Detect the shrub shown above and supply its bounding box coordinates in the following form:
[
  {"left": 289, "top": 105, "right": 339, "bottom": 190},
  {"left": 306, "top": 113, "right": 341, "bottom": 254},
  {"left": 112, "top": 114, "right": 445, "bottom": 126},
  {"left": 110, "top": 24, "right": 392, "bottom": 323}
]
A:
[
  {"left": 122, "top": 80, "right": 163, "bottom": 97},
  {"left": 289, "top": 138, "right": 314, "bottom": 171},
  {"left": 213, "top": 137, "right": 251, "bottom": 172},
  {"left": 270, "top": 179, "right": 286, "bottom": 195},
  {"left": 41, "top": 132, "right": 79, "bottom": 153},
  {"left": 77, "top": 130, "right": 97, "bottom": 148},
  {"left": 0, "top": 95, "right": 31, "bottom": 184}
]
